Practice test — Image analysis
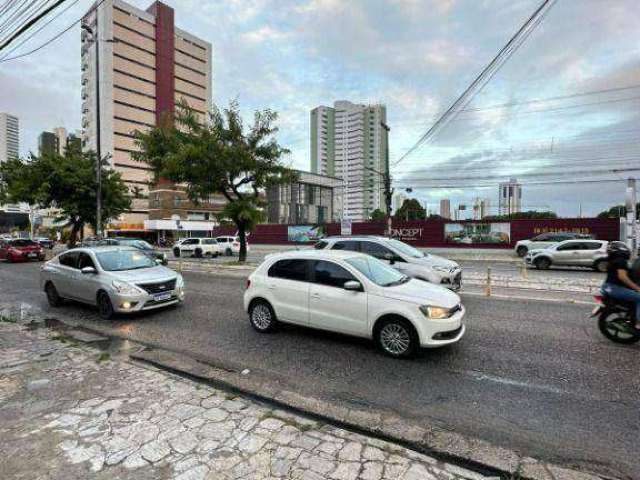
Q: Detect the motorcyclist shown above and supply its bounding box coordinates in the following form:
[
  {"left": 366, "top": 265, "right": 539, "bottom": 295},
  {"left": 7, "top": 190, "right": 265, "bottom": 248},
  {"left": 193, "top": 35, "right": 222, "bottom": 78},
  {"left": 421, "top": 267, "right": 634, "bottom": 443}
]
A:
[{"left": 601, "top": 241, "right": 640, "bottom": 330}]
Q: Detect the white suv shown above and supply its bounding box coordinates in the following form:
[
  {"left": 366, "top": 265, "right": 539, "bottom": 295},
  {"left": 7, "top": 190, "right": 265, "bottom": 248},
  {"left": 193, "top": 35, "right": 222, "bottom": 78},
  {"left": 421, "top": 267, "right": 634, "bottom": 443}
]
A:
[
  {"left": 315, "top": 236, "right": 462, "bottom": 290},
  {"left": 216, "top": 236, "right": 250, "bottom": 256},
  {"left": 173, "top": 238, "right": 220, "bottom": 258},
  {"left": 244, "top": 250, "right": 465, "bottom": 358}
]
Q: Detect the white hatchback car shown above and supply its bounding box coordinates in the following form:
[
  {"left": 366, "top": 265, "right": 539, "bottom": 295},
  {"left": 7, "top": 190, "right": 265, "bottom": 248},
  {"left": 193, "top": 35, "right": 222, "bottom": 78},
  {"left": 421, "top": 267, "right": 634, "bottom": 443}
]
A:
[
  {"left": 173, "top": 238, "right": 220, "bottom": 258},
  {"left": 243, "top": 250, "right": 465, "bottom": 358},
  {"left": 216, "top": 236, "right": 250, "bottom": 256}
]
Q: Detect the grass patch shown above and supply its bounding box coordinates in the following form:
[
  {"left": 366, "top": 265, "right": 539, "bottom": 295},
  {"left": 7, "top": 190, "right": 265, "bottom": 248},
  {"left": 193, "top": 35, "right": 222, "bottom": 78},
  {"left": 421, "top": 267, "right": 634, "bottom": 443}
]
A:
[
  {"left": 96, "top": 352, "right": 111, "bottom": 363},
  {"left": 50, "top": 333, "right": 79, "bottom": 347},
  {"left": 0, "top": 314, "right": 17, "bottom": 323}
]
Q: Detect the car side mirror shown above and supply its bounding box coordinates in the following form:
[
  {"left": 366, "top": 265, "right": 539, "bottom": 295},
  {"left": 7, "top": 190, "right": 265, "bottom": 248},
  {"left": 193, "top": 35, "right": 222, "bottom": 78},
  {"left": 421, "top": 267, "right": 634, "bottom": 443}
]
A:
[
  {"left": 155, "top": 258, "right": 163, "bottom": 265},
  {"left": 81, "top": 266, "right": 97, "bottom": 274},
  {"left": 383, "top": 253, "right": 395, "bottom": 265},
  {"left": 343, "top": 280, "right": 362, "bottom": 292}
]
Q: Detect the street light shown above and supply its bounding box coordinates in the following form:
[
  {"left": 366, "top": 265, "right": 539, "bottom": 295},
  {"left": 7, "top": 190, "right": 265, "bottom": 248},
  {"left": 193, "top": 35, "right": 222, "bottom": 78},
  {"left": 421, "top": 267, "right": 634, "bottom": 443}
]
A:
[{"left": 81, "top": 22, "right": 118, "bottom": 238}]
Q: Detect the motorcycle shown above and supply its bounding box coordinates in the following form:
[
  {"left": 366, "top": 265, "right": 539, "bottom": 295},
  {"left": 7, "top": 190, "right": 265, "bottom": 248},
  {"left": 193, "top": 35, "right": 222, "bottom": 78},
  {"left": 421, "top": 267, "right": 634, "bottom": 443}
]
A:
[{"left": 592, "top": 294, "right": 640, "bottom": 344}]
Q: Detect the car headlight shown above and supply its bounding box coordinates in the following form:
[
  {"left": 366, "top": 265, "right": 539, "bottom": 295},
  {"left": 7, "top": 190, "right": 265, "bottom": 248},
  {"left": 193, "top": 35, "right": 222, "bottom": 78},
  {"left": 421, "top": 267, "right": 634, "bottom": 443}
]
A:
[
  {"left": 432, "top": 265, "right": 451, "bottom": 273},
  {"left": 112, "top": 280, "right": 142, "bottom": 295},
  {"left": 419, "top": 305, "right": 451, "bottom": 319}
]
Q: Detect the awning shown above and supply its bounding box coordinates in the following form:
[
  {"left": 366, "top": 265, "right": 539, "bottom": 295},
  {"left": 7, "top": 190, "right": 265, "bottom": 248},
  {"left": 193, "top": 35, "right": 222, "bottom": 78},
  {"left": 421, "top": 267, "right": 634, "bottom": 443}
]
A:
[{"left": 144, "top": 219, "right": 218, "bottom": 231}]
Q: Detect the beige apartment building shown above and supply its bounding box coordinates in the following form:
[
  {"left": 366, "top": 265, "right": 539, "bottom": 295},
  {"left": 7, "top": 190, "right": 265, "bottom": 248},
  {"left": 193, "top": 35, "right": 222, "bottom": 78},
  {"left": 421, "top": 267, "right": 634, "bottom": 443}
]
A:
[{"left": 81, "top": 0, "right": 214, "bottom": 233}]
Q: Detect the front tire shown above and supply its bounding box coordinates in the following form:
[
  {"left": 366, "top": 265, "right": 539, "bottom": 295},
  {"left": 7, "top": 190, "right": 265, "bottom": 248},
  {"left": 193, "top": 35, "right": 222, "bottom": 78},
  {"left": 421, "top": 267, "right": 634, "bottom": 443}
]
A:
[
  {"left": 594, "top": 259, "right": 608, "bottom": 273},
  {"left": 173, "top": 247, "right": 180, "bottom": 258},
  {"left": 249, "top": 299, "right": 277, "bottom": 333},
  {"left": 97, "top": 292, "right": 114, "bottom": 320},
  {"left": 375, "top": 317, "right": 418, "bottom": 358},
  {"left": 225, "top": 248, "right": 233, "bottom": 256},
  {"left": 516, "top": 246, "right": 528, "bottom": 257},
  {"left": 194, "top": 248, "right": 203, "bottom": 258},
  {"left": 598, "top": 311, "right": 640, "bottom": 344},
  {"left": 535, "top": 257, "right": 551, "bottom": 270},
  {"left": 45, "top": 282, "right": 62, "bottom": 307}
]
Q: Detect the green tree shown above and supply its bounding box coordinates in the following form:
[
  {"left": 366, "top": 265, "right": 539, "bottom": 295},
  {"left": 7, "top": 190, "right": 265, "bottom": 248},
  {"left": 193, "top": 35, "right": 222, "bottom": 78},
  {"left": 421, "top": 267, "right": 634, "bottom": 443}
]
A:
[
  {"left": 134, "top": 101, "right": 296, "bottom": 262},
  {"left": 370, "top": 208, "right": 386, "bottom": 221},
  {"left": 394, "top": 198, "right": 426, "bottom": 221},
  {"left": 483, "top": 210, "right": 557, "bottom": 221},
  {"left": 0, "top": 146, "right": 130, "bottom": 247},
  {"left": 597, "top": 204, "right": 640, "bottom": 218}
]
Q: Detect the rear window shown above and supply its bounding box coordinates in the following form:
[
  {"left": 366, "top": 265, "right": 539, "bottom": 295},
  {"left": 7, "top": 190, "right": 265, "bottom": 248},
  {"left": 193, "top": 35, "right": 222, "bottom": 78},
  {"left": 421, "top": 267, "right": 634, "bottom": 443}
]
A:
[
  {"left": 268, "top": 259, "right": 309, "bottom": 282},
  {"left": 331, "top": 240, "right": 359, "bottom": 251},
  {"left": 11, "top": 239, "right": 37, "bottom": 247},
  {"left": 314, "top": 241, "right": 328, "bottom": 250}
]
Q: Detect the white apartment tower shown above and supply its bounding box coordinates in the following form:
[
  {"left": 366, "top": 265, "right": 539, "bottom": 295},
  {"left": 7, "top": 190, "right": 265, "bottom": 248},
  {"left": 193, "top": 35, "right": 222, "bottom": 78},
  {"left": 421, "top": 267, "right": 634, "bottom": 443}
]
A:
[
  {"left": 0, "top": 113, "right": 19, "bottom": 164},
  {"left": 311, "top": 101, "right": 388, "bottom": 221},
  {"left": 498, "top": 178, "right": 522, "bottom": 216}
]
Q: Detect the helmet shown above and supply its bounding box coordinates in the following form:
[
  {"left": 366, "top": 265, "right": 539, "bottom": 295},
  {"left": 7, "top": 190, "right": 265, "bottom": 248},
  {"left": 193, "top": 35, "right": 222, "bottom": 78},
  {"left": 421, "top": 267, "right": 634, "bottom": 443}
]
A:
[{"left": 607, "top": 241, "right": 631, "bottom": 260}]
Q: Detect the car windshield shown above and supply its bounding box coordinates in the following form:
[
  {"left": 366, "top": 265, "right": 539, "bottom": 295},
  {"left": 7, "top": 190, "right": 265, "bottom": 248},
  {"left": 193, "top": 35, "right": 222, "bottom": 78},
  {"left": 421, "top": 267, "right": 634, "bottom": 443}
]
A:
[
  {"left": 11, "top": 239, "right": 37, "bottom": 247},
  {"left": 96, "top": 250, "right": 156, "bottom": 271},
  {"left": 386, "top": 239, "right": 425, "bottom": 259},
  {"left": 346, "top": 256, "right": 409, "bottom": 287}
]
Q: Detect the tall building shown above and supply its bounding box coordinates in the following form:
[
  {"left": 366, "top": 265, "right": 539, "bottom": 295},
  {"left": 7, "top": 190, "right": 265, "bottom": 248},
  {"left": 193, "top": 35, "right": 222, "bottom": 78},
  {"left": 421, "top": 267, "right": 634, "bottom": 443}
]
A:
[
  {"left": 439, "top": 199, "right": 451, "bottom": 219},
  {"left": 393, "top": 192, "right": 408, "bottom": 213},
  {"left": 0, "top": 113, "right": 19, "bottom": 164},
  {"left": 473, "top": 197, "right": 491, "bottom": 220},
  {"left": 81, "top": 0, "right": 213, "bottom": 232},
  {"left": 310, "top": 100, "right": 388, "bottom": 221},
  {"left": 38, "top": 127, "right": 81, "bottom": 156},
  {"left": 498, "top": 178, "right": 522, "bottom": 216}
]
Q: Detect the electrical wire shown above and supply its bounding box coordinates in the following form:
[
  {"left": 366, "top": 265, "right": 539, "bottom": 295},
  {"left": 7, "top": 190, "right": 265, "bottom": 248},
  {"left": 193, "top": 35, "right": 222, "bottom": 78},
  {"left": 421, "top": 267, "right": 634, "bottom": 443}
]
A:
[{"left": 0, "top": 0, "right": 65, "bottom": 52}]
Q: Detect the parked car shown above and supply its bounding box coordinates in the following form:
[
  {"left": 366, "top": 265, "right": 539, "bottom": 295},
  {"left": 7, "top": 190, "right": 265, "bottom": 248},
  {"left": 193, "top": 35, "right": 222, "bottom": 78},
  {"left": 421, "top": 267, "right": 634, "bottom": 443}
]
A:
[
  {"left": 173, "top": 238, "right": 220, "bottom": 258},
  {"left": 0, "top": 238, "right": 45, "bottom": 262},
  {"left": 514, "top": 232, "right": 592, "bottom": 257},
  {"left": 525, "top": 239, "right": 609, "bottom": 271},
  {"left": 40, "top": 246, "right": 185, "bottom": 319},
  {"left": 35, "top": 237, "right": 55, "bottom": 249},
  {"left": 244, "top": 250, "right": 465, "bottom": 358},
  {"left": 108, "top": 238, "right": 168, "bottom": 265},
  {"left": 315, "top": 236, "right": 462, "bottom": 290},
  {"left": 216, "top": 236, "right": 250, "bottom": 256}
]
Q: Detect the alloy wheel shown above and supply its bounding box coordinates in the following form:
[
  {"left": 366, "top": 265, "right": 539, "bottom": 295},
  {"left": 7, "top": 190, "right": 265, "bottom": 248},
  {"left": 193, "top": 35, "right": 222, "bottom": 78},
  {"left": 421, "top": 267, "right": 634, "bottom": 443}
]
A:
[
  {"left": 379, "top": 323, "right": 411, "bottom": 355},
  {"left": 251, "top": 304, "right": 272, "bottom": 330}
]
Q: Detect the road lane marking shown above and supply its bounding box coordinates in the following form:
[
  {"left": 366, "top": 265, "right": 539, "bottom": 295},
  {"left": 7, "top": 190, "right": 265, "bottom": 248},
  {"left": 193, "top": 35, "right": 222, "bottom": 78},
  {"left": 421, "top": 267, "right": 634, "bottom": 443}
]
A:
[
  {"left": 464, "top": 371, "right": 569, "bottom": 395},
  {"left": 462, "top": 291, "right": 596, "bottom": 305}
]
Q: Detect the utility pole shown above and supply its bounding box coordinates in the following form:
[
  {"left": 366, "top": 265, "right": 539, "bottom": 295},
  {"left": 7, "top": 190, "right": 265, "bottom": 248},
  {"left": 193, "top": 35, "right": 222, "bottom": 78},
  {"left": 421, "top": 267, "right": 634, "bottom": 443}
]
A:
[
  {"left": 626, "top": 178, "right": 637, "bottom": 258},
  {"left": 380, "top": 121, "right": 392, "bottom": 236}
]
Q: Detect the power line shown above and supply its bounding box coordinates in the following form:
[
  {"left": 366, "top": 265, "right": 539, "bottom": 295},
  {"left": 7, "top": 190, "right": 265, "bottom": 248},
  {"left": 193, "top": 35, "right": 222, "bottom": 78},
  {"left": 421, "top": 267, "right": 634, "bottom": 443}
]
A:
[
  {"left": 0, "top": 0, "right": 78, "bottom": 59},
  {"left": 394, "top": 0, "right": 557, "bottom": 166},
  {"left": 0, "top": 0, "right": 65, "bottom": 52},
  {"left": 0, "top": 0, "right": 107, "bottom": 62}
]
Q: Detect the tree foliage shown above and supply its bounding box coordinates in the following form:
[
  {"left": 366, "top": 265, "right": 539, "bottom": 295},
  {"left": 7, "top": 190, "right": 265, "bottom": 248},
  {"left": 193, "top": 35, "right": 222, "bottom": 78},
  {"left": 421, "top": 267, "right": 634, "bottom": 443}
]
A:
[
  {"left": 134, "top": 101, "right": 296, "bottom": 262},
  {"left": 0, "top": 145, "right": 131, "bottom": 246},
  {"left": 483, "top": 210, "right": 557, "bottom": 221},
  {"left": 597, "top": 203, "right": 640, "bottom": 218},
  {"left": 393, "top": 198, "right": 426, "bottom": 221},
  {"left": 369, "top": 208, "right": 386, "bottom": 221}
]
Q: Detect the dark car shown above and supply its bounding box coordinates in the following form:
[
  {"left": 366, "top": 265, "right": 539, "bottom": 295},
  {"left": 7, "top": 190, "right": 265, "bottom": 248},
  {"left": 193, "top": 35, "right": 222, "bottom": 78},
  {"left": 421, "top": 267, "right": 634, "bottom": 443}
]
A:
[
  {"left": 0, "top": 239, "right": 45, "bottom": 262},
  {"left": 35, "top": 237, "right": 55, "bottom": 249},
  {"left": 103, "top": 238, "right": 168, "bottom": 265}
]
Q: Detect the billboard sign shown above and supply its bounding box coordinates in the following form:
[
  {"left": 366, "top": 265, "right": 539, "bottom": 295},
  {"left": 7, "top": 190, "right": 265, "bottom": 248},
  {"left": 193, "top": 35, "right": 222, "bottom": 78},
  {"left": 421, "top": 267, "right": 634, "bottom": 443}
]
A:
[
  {"left": 444, "top": 222, "right": 510, "bottom": 245},
  {"left": 287, "top": 225, "right": 326, "bottom": 243}
]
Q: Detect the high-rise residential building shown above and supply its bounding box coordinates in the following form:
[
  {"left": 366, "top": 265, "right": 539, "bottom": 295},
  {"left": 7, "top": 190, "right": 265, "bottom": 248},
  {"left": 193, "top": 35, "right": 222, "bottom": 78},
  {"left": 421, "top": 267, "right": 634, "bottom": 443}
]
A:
[
  {"left": 498, "top": 178, "right": 522, "bottom": 216},
  {"left": 38, "top": 127, "right": 81, "bottom": 156},
  {"left": 439, "top": 199, "right": 451, "bottom": 219},
  {"left": 393, "top": 192, "right": 408, "bottom": 213},
  {"left": 310, "top": 100, "right": 388, "bottom": 222},
  {"left": 81, "top": 0, "right": 213, "bottom": 232},
  {"left": 473, "top": 197, "right": 491, "bottom": 220},
  {"left": 0, "top": 113, "right": 19, "bottom": 164}
]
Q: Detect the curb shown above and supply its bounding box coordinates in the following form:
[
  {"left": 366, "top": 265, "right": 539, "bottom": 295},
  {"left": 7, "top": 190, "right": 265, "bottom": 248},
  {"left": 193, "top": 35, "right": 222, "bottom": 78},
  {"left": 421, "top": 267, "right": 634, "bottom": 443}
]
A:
[{"left": 130, "top": 347, "right": 612, "bottom": 480}]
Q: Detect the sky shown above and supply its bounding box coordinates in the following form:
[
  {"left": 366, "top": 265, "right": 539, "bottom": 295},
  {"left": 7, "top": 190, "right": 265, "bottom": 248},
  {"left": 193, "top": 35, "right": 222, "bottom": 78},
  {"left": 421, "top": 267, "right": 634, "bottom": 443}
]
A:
[{"left": 1, "top": 0, "right": 639, "bottom": 218}]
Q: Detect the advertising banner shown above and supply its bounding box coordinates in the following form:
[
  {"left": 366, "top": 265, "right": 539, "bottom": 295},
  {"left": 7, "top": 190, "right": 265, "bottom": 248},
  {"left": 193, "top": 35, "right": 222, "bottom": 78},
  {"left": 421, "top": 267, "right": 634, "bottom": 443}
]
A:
[
  {"left": 444, "top": 222, "right": 510, "bottom": 245},
  {"left": 341, "top": 219, "right": 352, "bottom": 236},
  {"left": 287, "top": 225, "right": 326, "bottom": 243}
]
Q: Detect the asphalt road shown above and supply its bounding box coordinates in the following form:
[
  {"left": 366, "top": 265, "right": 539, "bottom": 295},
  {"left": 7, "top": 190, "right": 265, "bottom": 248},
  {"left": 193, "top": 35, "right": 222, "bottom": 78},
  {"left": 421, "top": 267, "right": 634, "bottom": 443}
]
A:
[{"left": 1, "top": 261, "right": 637, "bottom": 479}]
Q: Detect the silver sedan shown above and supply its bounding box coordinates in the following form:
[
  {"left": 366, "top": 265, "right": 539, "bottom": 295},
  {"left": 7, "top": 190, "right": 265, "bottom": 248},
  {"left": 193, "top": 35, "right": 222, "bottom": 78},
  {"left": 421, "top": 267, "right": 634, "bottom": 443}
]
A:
[{"left": 40, "top": 246, "right": 185, "bottom": 319}]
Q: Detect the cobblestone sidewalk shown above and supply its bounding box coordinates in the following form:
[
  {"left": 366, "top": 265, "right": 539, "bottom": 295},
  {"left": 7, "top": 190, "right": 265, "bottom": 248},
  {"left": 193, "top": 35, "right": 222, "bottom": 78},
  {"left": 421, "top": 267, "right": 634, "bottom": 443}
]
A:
[{"left": 0, "top": 321, "right": 490, "bottom": 480}]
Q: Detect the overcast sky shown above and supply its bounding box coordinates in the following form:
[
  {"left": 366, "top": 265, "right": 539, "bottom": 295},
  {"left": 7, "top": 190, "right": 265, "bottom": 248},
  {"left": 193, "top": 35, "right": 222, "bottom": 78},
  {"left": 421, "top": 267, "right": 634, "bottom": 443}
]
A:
[{"left": 1, "top": 0, "right": 639, "bottom": 217}]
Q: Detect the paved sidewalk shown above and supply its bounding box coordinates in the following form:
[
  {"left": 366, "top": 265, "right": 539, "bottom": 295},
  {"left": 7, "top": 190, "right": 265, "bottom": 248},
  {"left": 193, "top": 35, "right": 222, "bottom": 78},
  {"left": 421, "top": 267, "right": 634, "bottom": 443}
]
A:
[{"left": 0, "top": 321, "right": 492, "bottom": 480}]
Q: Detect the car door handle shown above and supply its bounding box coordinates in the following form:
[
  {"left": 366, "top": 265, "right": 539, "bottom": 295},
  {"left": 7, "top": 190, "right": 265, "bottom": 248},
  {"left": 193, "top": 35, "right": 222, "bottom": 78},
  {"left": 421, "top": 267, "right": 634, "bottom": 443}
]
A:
[
  {"left": 311, "top": 292, "right": 320, "bottom": 299},
  {"left": 267, "top": 284, "right": 276, "bottom": 289}
]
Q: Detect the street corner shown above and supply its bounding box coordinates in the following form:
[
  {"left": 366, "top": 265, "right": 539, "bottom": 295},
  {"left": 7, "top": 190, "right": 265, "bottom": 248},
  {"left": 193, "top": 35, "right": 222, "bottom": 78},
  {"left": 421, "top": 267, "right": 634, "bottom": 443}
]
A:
[{"left": 0, "top": 321, "right": 504, "bottom": 480}]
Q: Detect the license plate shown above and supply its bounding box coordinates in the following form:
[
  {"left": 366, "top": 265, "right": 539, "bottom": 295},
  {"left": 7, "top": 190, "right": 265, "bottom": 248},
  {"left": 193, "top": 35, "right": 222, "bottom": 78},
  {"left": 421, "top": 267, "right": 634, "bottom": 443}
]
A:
[
  {"left": 153, "top": 292, "right": 172, "bottom": 302},
  {"left": 27, "top": 253, "right": 36, "bottom": 258}
]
